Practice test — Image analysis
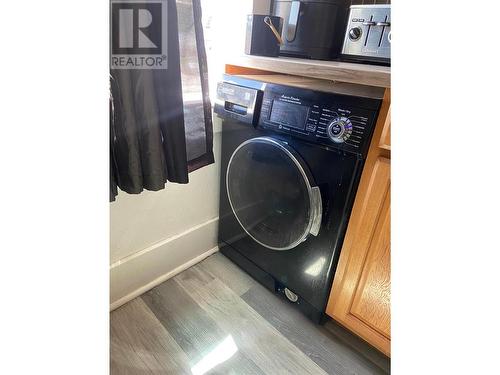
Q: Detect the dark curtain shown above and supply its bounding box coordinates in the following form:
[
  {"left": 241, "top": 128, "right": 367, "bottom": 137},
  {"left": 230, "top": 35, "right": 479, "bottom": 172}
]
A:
[{"left": 110, "top": 0, "right": 214, "bottom": 201}]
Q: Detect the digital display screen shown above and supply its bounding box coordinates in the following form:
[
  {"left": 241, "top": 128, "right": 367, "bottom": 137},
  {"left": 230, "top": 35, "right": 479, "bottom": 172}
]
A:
[{"left": 269, "top": 100, "right": 310, "bottom": 130}]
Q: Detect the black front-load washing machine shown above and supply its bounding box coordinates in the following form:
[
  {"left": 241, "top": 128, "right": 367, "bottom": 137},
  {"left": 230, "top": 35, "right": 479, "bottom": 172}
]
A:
[{"left": 214, "top": 74, "right": 383, "bottom": 322}]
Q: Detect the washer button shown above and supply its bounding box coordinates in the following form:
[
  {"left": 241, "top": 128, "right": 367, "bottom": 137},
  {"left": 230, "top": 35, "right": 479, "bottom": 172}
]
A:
[{"left": 330, "top": 123, "right": 342, "bottom": 136}]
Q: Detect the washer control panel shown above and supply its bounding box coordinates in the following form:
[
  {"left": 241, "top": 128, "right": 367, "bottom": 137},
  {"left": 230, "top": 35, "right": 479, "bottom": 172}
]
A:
[
  {"left": 258, "top": 83, "right": 381, "bottom": 156},
  {"left": 326, "top": 116, "right": 353, "bottom": 143}
]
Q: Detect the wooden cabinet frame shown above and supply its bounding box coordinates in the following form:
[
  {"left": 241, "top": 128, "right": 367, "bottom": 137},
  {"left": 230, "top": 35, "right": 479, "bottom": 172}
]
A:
[{"left": 327, "top": 89, "right": 391, "bottom": 356}]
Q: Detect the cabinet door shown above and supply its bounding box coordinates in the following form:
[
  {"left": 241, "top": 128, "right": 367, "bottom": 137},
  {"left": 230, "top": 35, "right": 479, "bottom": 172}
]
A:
[
  {"left": 326, "top": 89, "right": 391, "bottom": 356},
  {"left": 351, "top": 177, "right": 390, "bottom": 337}
]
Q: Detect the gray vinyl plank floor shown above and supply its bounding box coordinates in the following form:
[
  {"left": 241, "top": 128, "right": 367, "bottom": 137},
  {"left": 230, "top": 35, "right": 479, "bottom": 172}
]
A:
[{"left": 111, "top": 252, "right": 390, "bottom": 375}]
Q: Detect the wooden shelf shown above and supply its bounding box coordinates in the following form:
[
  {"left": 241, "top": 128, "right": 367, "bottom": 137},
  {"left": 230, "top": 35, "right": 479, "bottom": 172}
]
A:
[{"left": 226, "top": 55, "right": 391, "bottom": 88}]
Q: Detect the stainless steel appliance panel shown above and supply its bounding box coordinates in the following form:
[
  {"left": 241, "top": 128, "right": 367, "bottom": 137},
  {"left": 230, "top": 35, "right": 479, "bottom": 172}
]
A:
[{"left": 341, "top": 5, "right": 391, "bottom": 64}]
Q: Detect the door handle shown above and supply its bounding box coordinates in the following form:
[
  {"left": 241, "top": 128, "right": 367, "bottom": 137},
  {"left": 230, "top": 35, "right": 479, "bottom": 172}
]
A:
[
  {"left": 309, "top": 186, "right": 322, "bottom": 237},
  {"left": 264, "top": 16, "right": 284, "bottom": 44},
  {"left": 287, "top": 0, "right": 301, "bottom": 42}
]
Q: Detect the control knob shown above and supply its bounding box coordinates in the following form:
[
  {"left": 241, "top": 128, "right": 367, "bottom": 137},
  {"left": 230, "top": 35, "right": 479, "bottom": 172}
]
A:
[
  {"left": 327, "top": 117, "right": 353, "bottom": 143},
  {"left": 348, "top": 27, "right": 362, "bottom": 41}
]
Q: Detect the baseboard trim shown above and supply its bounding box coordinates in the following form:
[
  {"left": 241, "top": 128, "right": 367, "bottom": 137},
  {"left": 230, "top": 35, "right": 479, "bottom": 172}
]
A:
[
  {"left": 110, "top": 217, "right": 219, "bottom": 311},
  {"left": 110, "top": 218, "right": 219, "bottom": 269},
  {"left": 110, "top": 245, "right": 219, "bottom": 311}
]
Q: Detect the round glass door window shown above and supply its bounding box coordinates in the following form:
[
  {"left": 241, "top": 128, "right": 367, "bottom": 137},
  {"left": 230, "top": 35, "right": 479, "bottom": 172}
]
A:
[{"left": 226, "top": 137, "right": 322, "bottom": 251}]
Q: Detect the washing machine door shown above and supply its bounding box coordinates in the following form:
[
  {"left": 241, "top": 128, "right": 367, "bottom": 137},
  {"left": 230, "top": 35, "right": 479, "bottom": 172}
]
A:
[{"left": 226, "top": 137, "right": 322, "bottom": 251}]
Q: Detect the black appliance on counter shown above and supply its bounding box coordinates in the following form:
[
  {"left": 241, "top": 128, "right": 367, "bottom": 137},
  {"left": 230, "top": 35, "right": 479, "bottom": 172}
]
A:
[
  {"left": 215, "top": 74, "right": 383, "bottom": 322},
  {"left": 271, "top": 0, "right": 349, "bottom": 60},
  {"left": 245, "top": 15, "right": 283, "bottom": 57}
]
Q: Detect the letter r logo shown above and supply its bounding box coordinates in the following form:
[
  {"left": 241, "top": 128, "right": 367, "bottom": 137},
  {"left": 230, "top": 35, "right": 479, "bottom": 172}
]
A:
[
  {"left": 110, "top": 0, "right": 168, "bottom": 69},
  {"left": 111, "top": 1, "right": 162, "bottom": 55}
]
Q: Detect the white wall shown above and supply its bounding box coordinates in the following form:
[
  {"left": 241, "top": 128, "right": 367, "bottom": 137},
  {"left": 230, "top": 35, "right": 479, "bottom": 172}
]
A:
[
  {"left": 110, "top": 0, "right": 261, "bottom": 309},
  {"left": 253, "top": 0, "right": 272, "bottom": 14},
  {"left": 110, "top": 128, "right": 221, "bottom": 264},
  {"left": 110, "top": 120, "right": 222, "bottom": 309},
  {"left": 201, "top": 0, "right": 254, "bottom": 98}
]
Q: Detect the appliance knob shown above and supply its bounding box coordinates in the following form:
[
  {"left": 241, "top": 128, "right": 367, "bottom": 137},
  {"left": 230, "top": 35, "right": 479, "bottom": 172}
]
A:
[
  {"left": 348, "top": 27, "right": 362, "bottom": 41},
  {"left": 327, "top": 117, "right": 353, "bottom": 143}
]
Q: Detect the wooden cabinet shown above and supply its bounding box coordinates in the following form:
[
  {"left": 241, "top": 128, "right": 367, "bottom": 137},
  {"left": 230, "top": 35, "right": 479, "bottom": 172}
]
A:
[
  {"left": 326, "top": 89, "right": 391, "bottom": 356},
  {"left": 379, "top": 109, "right": 391, "bottom": 151}
]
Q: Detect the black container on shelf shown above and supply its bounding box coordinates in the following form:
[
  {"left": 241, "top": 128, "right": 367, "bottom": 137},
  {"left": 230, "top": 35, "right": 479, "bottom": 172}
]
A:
[
  {"left": 245, "top": 15, "right": 283, "bottom": 57},
  {"left": 271, "top": 0, "right": 349, "bottom": 60}
]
